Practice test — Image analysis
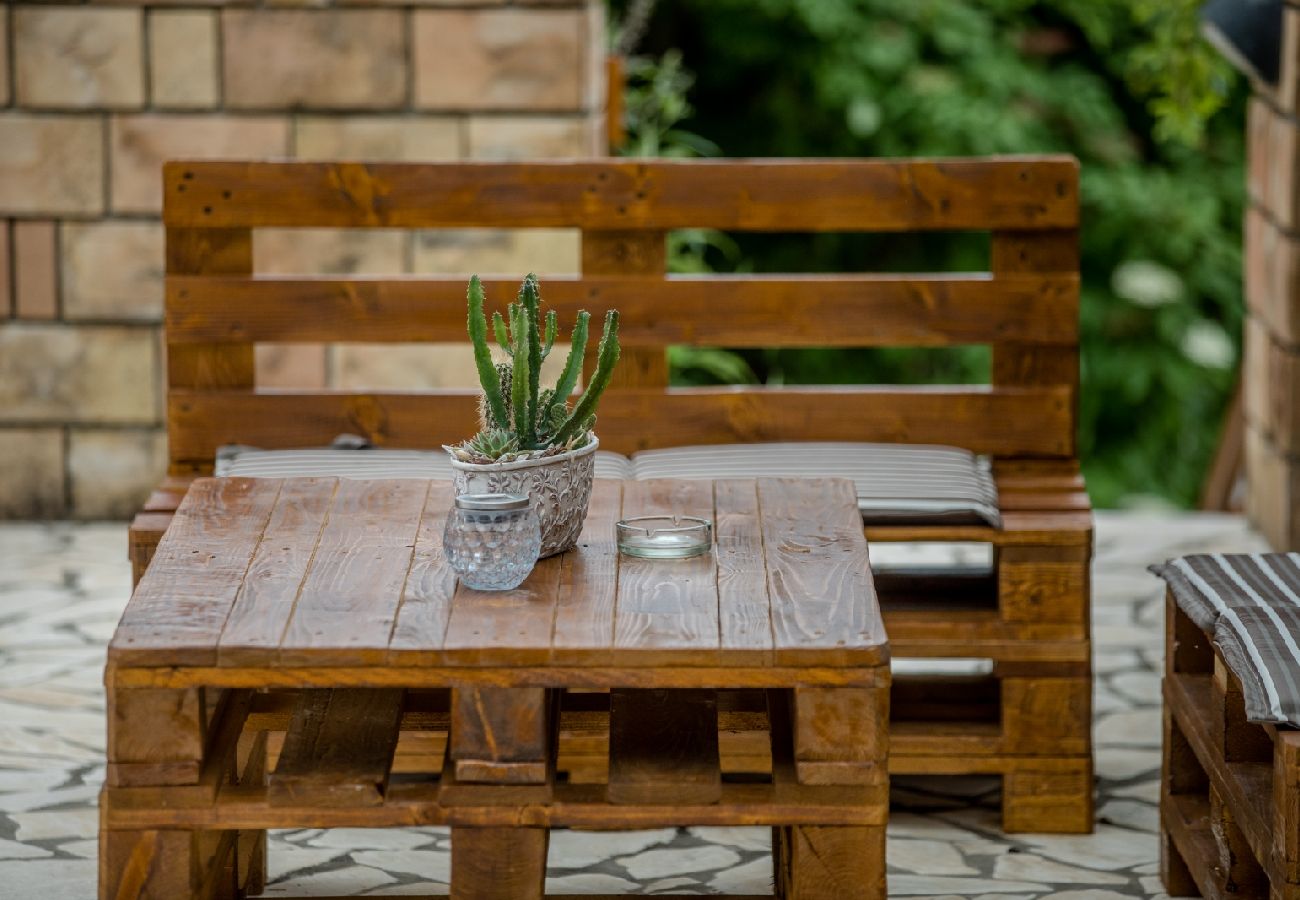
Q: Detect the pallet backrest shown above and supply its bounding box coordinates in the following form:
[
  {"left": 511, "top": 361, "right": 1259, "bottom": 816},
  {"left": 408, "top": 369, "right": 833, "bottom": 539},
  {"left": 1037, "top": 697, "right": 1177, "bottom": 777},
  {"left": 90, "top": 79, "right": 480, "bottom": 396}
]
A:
[{"left": 163, "top": 158, "right": 1080, "bottom": 474}]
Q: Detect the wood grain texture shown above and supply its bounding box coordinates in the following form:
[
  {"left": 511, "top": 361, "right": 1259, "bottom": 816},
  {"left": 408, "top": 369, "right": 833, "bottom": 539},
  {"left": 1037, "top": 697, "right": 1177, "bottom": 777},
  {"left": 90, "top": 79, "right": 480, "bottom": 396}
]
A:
[
  {"left": 551, "top": 479, "right": 622, "bottom": 664},
  {"left": 607, "top": 688, "right": 721, "bottom": 805},
  {"left": 757, "top": 479, "right": 886, "bottom": 667},
  {"left": 449, "top": 827, "right": 547, "bottom": 900},
  {"left": 111, "top": 478, "right": 282, "bottom": 667},
  {"left": 166, "top": 273, "right": 1079, "bottom": 347},
  {"left": 582, "top": 230, "right": 668, "bottom": 390},
  {"left": 167, "top": 384, "right": 1074, "bottom": 470},
  {"left": 268, "top": 689, "right": 404, "bottom": 808},
  {"left": 439, "top": 556, "right": 564, "bottom": 667},
  {"left": 450, "top": 687, "right": 549, "bottom": 784},
  {"left": 278, "top": 480, "right": 429, "bottom": 666},
  {"left": 386, "top": 481, "right": 458, "bottom": 665},
  {"left": 714, "top": 479, "right": 774, "bottom": 661},
  {"left": 613, "top": 479, "right": 720, "bottom": 663},
  {"left": 163, "top": 158, "right": 1079, "bottom": 230}
]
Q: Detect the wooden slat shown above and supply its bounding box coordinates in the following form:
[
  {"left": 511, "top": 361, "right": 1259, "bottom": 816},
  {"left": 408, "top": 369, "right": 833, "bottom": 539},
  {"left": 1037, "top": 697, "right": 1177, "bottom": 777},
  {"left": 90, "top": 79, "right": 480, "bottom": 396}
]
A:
[
  {"left": 758, "top": 478, "right": 886, "bottom": 667},
  {"left": 163, "top": 157, "right": 1079, "bottom": 230},
  {"left": 166, "top": 273, "right": 1079, "bottom": 347},
  {"left": 111, "top": 478, "right": 283, "bottom": 667},
  {"left": 386, "top": 482, "right": 459, "bottom": 665},
  {"left": 550, "top": 479, "right": 622, "bottom": 664},
  {"left": 582, "top": 230, "right": 669, "bottom": 389},
  {"left": 439, "top": 555, "right": 565, "bottom": 666},
  {"left": 278, "top": 480, "right": 429, "bottom": 666},
  {"left": 168, "top": 385, "right": 1075, "bottom": 468},
  {"left": 714, "top": 479, "right": 774, "bottom": 661},
  {"left": 613, "top": 479, "right": 720, "bottom": 663},
  {"left": 268, "top": 689, "right": 404, "bottom": 807},
  {"left": 217, "top": 478, "right": 337, "bottom": 666},
  {"left": 607, "top": 688, "right": 721, "bottom": 805}
]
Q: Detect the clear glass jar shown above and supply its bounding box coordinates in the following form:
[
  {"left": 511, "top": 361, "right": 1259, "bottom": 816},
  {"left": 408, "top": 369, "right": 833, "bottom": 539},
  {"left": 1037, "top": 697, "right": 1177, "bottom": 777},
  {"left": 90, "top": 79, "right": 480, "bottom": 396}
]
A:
[{"left": 443, "top": 493, "right": 541, "bottom": 591}]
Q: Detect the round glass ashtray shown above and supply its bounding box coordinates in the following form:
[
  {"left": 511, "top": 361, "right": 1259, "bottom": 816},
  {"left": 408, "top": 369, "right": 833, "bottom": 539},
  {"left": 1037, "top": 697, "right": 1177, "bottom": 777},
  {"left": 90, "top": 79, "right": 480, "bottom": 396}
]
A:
[{"left": 616, "top": 516, "right": 713, "bottom": 559}]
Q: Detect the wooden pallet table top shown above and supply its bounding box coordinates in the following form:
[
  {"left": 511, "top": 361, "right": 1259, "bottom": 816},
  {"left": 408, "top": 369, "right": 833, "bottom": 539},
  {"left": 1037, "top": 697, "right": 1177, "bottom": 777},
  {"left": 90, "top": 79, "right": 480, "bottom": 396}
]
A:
[{"left": 107, "top": 475, "right": 888, "bottom": 690}]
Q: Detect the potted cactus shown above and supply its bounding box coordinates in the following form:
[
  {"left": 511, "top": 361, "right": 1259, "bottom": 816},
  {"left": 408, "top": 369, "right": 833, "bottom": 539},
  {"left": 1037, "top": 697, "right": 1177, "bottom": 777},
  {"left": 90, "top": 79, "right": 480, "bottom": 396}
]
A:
[{"left": 446, "top": 273, "right": 620, "bottom": 557}]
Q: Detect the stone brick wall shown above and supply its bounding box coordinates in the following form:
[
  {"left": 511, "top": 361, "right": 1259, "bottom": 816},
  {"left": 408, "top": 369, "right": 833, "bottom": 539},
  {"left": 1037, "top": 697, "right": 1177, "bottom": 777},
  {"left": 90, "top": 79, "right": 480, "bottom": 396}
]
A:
[
  {"left": 0, "top": 1, "right": 606, "bottom": 519},
  {"left": 1245, "top": 3, "right": 1300, "bottom": 549}
]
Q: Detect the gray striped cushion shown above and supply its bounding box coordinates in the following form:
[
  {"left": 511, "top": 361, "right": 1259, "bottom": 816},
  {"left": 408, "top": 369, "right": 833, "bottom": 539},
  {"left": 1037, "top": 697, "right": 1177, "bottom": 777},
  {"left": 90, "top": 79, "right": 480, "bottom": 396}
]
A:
[
  {"left": 1152, "top": 553, "right": 1300, "bottom": 726},
  {"left": 215, "top": 440, "right": 1000, "bottom": 527},
  {"left": 629, "top": 443, "right": 1000, "bottom": 527}
]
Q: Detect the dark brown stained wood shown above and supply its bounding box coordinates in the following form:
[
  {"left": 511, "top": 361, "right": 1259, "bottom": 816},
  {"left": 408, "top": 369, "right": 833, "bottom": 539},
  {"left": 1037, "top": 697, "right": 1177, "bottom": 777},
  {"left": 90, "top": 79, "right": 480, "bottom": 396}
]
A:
[
  {"left": 99, "top": 829, "right": 198, "bottom": 899},
  {"left": 582, "top": 230, "right": 669, "bottom": 391},
  {"left": 278, "top": 480, "right": 429, "bottom": 666},
  {"left": 450, "top": 687, "right": 549, "bottom": 784},
  {"left": 757, "top": 479, "right": 886, "bottom": 667},
  {"left": 106, "top": 688, "right": 204, "bottom": 785},
  {"left": 714, "top": 479, "right": 773, "bottom": 661},
  {"left": 613, "top": 479, "right": 720, "bottom": 663},
  {"left": 166, "top": 273, "right": 1080, "bottom": 347},
  {"left": 449, "top": 826, "right": 548, "bottom": 900},
  {"left": 111, "top": 478, "right": 283, "bottom": 667},
  {"left": 167, "top": 384, "right": 1075, "bottom": 471},
  {"left": 217, "top": 478, "right": 337, "bottom": 666},
  {"left": 438, "top": 556, "right": 564, "bottom": 666},
  {"left": 163, "top": 157, "right": 1079, "bottom": 230},
  {"left": 268, "top": 689, "right": 403, "bottom": 807},
  {"left": 607, "top": 688, "right": 721, "bottom": 805},
  {"left": 780, "top": 824, "right": 887, "bottom": 900},
  {"left": 792, "top": 687, "right": 888, "bottom": 786},
  {"left": 386, "top": 481, "right": 458, "bottom": 665},
  {"left": 551, "top": 479, "right": 622, "bottom": 663}
]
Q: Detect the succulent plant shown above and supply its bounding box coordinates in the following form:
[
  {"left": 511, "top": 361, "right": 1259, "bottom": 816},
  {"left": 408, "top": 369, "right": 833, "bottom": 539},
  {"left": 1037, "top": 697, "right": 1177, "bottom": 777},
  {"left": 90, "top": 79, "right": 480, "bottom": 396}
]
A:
[{"left": 458, "top": 273, "right": 619, "bottom": 462}]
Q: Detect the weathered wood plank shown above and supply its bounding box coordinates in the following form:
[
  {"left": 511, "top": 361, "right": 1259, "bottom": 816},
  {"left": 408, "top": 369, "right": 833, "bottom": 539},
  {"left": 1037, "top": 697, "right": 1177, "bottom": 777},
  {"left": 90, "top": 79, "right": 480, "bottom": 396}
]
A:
[
  {"left": 386, "top": 481, "right": 459, "bottom": 665},
  {"left": 613, "top": 479, "right": 720, "bottom": 663},
  {"left": 217, "top": 478, "right": 337, "bottom": 666},
  {"left": 168, "top": 385, "right": 1075, "bottom": 471},
  {"left": 438, "top": 556, "right": 564, "bottom": 666},
  {"left": 757, "top": 478, "right": 886, "bottom": 667},
  {"left": 551, "top": 479, "right": 622, "bottom": 664},
  {"left": 278, "top": 480, "right": 429, "bottom": 666},
  {"left": 449, "top": 687, "right": 550, "bottom": 784},
  {"left": 608, "top": 688, "right": 721, "bottom": 805},
  {"left": 163, "top": 158, "right": 1079, "bottom": 230},
  {"left": 111, "top": 478, "right": 283, "bottom": 667},
  {"left": 268, "top": 689, "right": 404, "bottom": 807},
  {"left": 449, "top": 826, "right": 548, "bottom": 900},
  {"left": 582, "top": 230, "right": 668, "bottom": 390},
  {"left": 714, "top": 479, "right": 773, "bottom": 661},
  {"left": 165, "top": 273, "right": 1079, "bottom": 347}
]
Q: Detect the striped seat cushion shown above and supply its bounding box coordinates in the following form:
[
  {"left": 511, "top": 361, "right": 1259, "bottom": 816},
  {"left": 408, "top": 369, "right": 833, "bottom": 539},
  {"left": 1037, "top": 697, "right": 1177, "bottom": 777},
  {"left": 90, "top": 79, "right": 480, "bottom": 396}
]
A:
[
  {"left": 1152, "top": 553, "right": 1300, "bottom": 726},
  {"left": 629, "top": 443, "right": 1000, "bottom": 527},
  {"left": 216, "top": 440, "right": 1000, "bottom": 528}
]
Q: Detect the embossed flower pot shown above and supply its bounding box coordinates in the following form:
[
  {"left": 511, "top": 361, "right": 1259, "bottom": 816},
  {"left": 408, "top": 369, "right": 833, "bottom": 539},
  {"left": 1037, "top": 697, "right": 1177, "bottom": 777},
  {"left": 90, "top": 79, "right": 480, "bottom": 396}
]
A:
[{"left": 448, "top": 435, "right": 598, "bottom": 558}]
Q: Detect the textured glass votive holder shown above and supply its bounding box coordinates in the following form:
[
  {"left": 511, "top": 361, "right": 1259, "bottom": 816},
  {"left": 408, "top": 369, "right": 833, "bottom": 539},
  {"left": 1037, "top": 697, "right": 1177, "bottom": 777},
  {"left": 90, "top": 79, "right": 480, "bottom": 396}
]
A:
[
  {"left": 616, "top": 515, "right": 713, "bottom": 559},
  {"left": 444, "top": 493, "right": 541, "bottom": 590}
]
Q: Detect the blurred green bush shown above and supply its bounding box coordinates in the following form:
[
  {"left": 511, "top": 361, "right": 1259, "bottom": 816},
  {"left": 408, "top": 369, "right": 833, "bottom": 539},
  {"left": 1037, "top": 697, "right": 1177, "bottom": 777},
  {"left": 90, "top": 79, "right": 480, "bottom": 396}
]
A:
[{"left": 613, "top": 0, "right": 1248, "bottom": 509}]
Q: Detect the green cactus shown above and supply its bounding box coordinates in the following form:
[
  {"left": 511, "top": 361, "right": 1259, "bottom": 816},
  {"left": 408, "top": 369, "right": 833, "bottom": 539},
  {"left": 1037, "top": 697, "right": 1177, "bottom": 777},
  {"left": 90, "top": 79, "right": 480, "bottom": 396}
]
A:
[{"left": 461, "top": 274, "right": 620, "bottom": 457}]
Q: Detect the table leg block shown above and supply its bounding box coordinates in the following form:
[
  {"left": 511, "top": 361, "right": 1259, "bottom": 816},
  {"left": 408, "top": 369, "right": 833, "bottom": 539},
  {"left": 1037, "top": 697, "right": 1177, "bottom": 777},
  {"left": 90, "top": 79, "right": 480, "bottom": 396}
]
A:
[
  {"left": 1002, "top": 759, "right": 1094, "bottom": 833},
  {"left": 779, "top": 824, "right": 885, "bottom": 900},
  {"left": 100, "top": 828, "right": 235, "bottom": 900},
  {"left": 236, "top": 729, "right": 268, "bottom": 895},
  {"left": 450, "top": 826, "right": 548, "bottom": 900},
  {"left": 451, "top": 687, "right": 549, "bottom": 784},
  {"left": 792, "top": 686, "right": 888, "bottom": 786},
  {"left": 107, "top": 688, "right": 208, "bottom": 787}
]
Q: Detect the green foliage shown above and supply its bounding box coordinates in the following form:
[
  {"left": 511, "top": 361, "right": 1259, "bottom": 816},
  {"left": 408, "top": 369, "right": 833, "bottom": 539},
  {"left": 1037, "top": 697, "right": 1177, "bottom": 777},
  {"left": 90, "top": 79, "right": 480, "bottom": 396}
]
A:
[
  {"left": 614, "top": 0, "right": 1247, "bottom": 507},
  {"left": 460, "top": 275, "right": 621, "bottom": 461}
]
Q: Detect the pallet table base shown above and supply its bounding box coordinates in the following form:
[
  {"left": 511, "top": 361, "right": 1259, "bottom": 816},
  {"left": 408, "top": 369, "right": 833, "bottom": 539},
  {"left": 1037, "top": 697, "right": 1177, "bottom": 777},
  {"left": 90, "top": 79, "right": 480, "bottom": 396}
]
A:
[{"left": 1161, "top": 592, "right": 1300, "bottom": 899}]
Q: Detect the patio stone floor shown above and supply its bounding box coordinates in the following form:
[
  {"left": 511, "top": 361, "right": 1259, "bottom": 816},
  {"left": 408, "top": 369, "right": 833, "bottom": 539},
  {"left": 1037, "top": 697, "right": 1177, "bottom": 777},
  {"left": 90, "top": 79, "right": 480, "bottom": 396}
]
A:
[{"left": 0, "top": 511, "right": 1269, "bottom": 898}]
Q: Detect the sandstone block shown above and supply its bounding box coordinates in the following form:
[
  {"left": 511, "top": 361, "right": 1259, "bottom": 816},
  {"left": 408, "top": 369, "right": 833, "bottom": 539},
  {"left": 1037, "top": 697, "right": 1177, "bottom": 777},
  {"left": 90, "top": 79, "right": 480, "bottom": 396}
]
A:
[
  {"left": 412, "top": 228, "right": 580, "bottom": 275},
  {"left": 62, "top": 222, "right": 164, "bottom": 322},
  {"left": 414, "top": 9, "right": 585, "bottom": 110},
  {"left": 257, "top": 345, "right": 328, "bottom": 390},
  {"left": 254, "top": 228, "right": 409, "bottom": 274},
  {"left": 110, "top": 114, "right": 290, "bottom": 214},
  {"left": 69, "top": 428, "right": 167, "bottom": 520},
  {"left": 222, "top": 10, "right": 406, "bottom": 109},
  {"left": 15, "top": 7, "right": 144, "bottom": 108},
  {"left": 149, "top": 10, "right": 219, "bottom": 109},
  {"left": 0, "top": 114, "right": 104, "bottom": 216},
  {"left": 13, "top": 221, "right": 57, "bottom": 320},
  {"left": 294, "top": 116, "right": 462, "bottom": 162},
  {"left": 0, "top": 429, "right": 65, "bottom": 519},
  {"left": 466, "top": 116, "right": 598, "bottom": 159},
  {"left": 0, "top": 324, "right": 157, "bottom": 424}
]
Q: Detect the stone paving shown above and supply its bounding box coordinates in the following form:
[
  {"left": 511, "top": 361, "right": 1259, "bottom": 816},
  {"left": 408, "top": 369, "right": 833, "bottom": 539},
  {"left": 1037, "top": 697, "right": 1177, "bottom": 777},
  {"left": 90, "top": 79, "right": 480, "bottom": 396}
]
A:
[{"left": 0, "top": 512, "right": 1269, "bottom": 898}]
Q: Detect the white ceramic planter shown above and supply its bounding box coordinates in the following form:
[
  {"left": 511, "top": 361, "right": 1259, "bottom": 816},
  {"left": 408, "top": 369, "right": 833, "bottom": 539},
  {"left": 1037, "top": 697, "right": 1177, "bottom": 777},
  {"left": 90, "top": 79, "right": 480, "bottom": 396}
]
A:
[{"left": 448, "top": 435, "right": 598, "bottom": 558}]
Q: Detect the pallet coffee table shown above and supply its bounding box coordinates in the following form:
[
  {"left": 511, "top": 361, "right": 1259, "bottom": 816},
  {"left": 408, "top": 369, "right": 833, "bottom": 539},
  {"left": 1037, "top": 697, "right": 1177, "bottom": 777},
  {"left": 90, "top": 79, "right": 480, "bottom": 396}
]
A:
[{"left": 101, "top": 475, "right": 890, "bottom": 900}]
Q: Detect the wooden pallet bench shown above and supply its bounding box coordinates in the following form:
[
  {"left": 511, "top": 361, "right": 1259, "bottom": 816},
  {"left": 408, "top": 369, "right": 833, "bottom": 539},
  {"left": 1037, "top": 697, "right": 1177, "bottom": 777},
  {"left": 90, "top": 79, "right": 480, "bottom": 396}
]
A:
[
  {"left": 103, "top": 475, "right": 890, "bottom": 899},
  {"left": 131, "top": 156, "right": 1093, "bottom": 834},
  {"left": 1161, "top": 592, "right": 1300, "bottom": 899}
]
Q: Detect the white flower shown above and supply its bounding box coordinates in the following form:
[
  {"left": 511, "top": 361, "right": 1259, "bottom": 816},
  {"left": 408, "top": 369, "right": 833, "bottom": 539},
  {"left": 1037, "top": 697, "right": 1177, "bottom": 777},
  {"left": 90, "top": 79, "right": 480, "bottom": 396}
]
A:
[
  {"left": 1181, "top": 320, "right": 1235, "bottom": 369},
  {"left": 1112, "top": 259, "right": 1182, "bottom": 308}
]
